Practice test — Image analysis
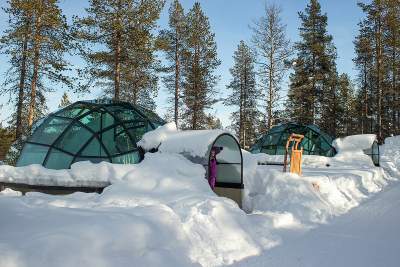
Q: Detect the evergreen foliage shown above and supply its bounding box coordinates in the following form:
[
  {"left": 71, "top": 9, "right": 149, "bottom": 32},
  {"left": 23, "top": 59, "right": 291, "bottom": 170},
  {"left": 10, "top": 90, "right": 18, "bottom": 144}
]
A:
[
  {"left": 159, "top": 0, "right": 186, "bottom": 128},
  {"left": 0, "top": 0, "right": 69, "bottom": 137},
  {"left": 225, "top": 41, "right": 260, "bottom": 148},
  {"left": 354, "top": 0, "right": 400, "bottom": 140},
  {"left": 73, "top": 0, "right": 164, "bottom": 109},
  {"left": 58, "top": 91, "right": 71, "bottom": 108},
  {"left": 287, "top": 0, "right": 338, "bottom": 135},
  {"left": 180, "top": 2, "right": 221, "bottom": 130}
]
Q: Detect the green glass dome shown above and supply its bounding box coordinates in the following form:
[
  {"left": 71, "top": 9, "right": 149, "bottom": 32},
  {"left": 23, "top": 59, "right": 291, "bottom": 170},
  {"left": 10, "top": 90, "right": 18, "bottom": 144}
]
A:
[
  {"left": 250, "top": 123, "right": 337, "bottom": 157},
  {"left": 17, "top": 99, "right": 165, "bottom": 169}
]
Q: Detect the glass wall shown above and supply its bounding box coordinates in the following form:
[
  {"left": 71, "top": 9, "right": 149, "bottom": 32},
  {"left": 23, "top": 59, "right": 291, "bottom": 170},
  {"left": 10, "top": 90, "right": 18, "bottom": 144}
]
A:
[
  {"left": 250, "top": 123, "right": 336, "bottom": 157},
  {"left": 211, "top": 134, "right": 243, "bottom": 186},
  {"left": 17, "top": 100, "right": 165, "bottom": 169}
]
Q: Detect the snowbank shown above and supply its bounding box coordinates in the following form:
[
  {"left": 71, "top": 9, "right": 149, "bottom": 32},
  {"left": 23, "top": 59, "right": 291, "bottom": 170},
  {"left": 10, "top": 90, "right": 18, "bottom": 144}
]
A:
[
  {"left": 381, "top": 135, "right": 400, "bottom": 178},
  {"left": 333, "top": 134, "right": 376, "bottom": 152},
  {"left": 0, "top": 161, "right": 132, "bottom": 187},
  {"left": 138, "top": 122, "right": 231, "bottom": 158},
  {"left": 244, "top": 159, "right": 389, "bottom": 226},
  {"left": 0, "top": 153, "right": 270, "bottom": 267},
  {"left": 0, "top": 131, "right": 398, "bottom": 267}
]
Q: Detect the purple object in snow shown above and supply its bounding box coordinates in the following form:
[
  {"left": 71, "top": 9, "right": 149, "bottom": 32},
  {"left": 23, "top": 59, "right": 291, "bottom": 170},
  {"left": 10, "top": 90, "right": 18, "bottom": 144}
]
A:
[{"left": 208, "top": 147, "right": 222, "bottom": 190}]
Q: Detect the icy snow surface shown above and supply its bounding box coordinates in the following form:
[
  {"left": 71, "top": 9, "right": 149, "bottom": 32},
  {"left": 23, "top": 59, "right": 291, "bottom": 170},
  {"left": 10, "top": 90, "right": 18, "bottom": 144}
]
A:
[{"left": 0, "top": 134, "right": 399, "bottom": 267}]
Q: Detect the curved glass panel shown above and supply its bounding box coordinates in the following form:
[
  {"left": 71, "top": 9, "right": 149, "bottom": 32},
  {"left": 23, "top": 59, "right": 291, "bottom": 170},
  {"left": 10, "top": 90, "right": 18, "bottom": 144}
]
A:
[
  {"left": 56, "top": 103, "right": 91, "bottom": 119},
  {"left": 213, "top": 135, "right": 241, "bottom": 163},
  {"left": 55, "top": 123, "right": 92, "bottom": 154},
  {"left": 30, "top": 117, "right": 71, "bottom": 145},
  {"left": 17, "top": 99, "right": 165, "bottom": 169},
  {"left": 17, "top": 144, "right": 48, "bottom": 166},
  {"left": 44, "top": 149, "right": 74, "bottom": 170},
  {"left": 212, "top": 134, "right": 242, "bottom": 185},
  {"left": 79, "top": 111, "right": 102, "bottom": 132},
  {"left": 80, "top": 138, "right": 105, "bottom": 157}
]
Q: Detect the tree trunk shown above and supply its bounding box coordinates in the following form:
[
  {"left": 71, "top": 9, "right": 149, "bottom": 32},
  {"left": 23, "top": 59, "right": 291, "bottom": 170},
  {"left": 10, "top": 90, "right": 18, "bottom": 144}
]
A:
[
  {"left": 174, "top": 34, "right": 180, "bottom": 128},
  {"left": 27, "top": 4, "right": 43, "bottom": 128},
  {"left": 114, "top": 31, "right": 121, "bottom": 101},
  {"left": 376, "top": 1, "right": 383, "bottom": 141},
  {"left": 268, "top": 52, "right": 274, "bottom": 130},
  {"left": 16, "top": 31, "right": 28, "bottom": 139}
]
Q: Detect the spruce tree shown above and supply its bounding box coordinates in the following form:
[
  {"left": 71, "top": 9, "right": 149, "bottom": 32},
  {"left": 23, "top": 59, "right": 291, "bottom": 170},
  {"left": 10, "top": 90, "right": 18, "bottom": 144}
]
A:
[
  {"left": 159, "top": 0, "right": 186, "bottom": 128},
  {"left": 73, "top": 0, "right": 164, "bottom": 107},
  {"left": 181, "top": 2, "right": 220, "bottom": 130},
  {"left": 225, "top": 41, "right": 260, "bottom": 148},
  {"left": 336, "top": 74, "right": 357, "bottom": 136},
  {"left": 287, "top": 0, "right": 338, "bottom": 132},
  {"left": 354, "top": 0, "right": 400, "bottom": 140},
  {"left": 251, "top": 4, "right": 293, "bottom": 130},
  {"left": 58, "top": 91, "right": 71, "bottom": 108}
]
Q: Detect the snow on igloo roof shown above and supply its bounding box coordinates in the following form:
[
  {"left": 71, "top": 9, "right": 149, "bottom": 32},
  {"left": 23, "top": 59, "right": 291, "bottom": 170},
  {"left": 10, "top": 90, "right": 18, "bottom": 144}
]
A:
[{"left": 138, "top": 122, "right": 235, "bottom": 158}]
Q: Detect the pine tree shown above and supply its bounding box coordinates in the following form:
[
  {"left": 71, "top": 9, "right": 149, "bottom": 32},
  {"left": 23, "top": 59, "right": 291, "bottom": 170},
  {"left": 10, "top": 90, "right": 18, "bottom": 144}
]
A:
[
  {"left": 0, "top": 0, "right": 33, "bottom": 139},
  {"left": 59, "top": 91, "right": 71, "bottom": 108},
  {"left": 225, "top": 41, "right": 260, "bottom": 148},
  {"left": 0, "top": 0, "right": 70, "bottom": 134},
  {"left": 205, "top": 113, "right": 223, "bottom": 130},
  {"left": 251, "top": 4, "right": 293, "bottom": 130},
  {"left": 336, "top": 74, "right": 357, "bottom": 136},
  {"left": 354, "top": 0, "right": 400, "bottom": 140},
  {"left": 73, "top": 0, "right": 164, "bottom": 107},
  {"left": 354, "top": 24, "right": 374, "bottom": 134},
  {"left": 26, "top": 0, "right": 72, "bottom": 128},
  {"left": 181, "top": 2, "right": 221, "bottom": 130},
  {"left": 382, "top": 0, "right": 400, "bottom": 136},
  {"left": 159, "top": 0, "right": 186, "bottom": 128},
  {"left": 287, "top": 0, "right": 338, "bottom": 133},
  {"left": 0, "top": 126, "right": 15, "bottom": 162}
]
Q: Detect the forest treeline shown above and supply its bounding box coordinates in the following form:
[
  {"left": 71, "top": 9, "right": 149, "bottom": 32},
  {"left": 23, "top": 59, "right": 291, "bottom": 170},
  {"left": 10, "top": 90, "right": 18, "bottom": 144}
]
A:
[{"left": 0, "top": 0, "right": 399, "bottom": 153}]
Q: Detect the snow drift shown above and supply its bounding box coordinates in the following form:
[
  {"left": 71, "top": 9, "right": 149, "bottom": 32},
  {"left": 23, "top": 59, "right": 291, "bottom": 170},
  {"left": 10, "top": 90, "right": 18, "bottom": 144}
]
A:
[
  {"left": 381, "top": 135, "right": 400, "bottom": 178},
  {"left": 0, "top": 131, "right": 398, "bottom": 267},
  {"left": 0, "top": 153, "right": 269, "bottom": 267}
]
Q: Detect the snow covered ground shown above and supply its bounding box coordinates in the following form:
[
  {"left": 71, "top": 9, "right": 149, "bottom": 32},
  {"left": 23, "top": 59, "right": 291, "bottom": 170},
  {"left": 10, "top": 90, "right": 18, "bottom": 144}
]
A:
[{"left": 0, "top": 133, "right": 399, "bottom": 267}]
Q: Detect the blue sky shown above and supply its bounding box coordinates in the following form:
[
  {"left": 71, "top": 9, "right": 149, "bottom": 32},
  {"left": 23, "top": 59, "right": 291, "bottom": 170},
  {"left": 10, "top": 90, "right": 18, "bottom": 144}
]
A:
[{"left": 0, "top": 0, "right": 364, "bottom": 127}]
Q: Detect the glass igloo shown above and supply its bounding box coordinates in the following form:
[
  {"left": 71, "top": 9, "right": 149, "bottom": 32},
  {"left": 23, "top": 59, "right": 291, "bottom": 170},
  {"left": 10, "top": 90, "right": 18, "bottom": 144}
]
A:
[
  {"left": 17, "top": 99, "right": 165, "bottom": 169},
  {"left": 250, "top": 123, "right": 337, "bottom": 157}
]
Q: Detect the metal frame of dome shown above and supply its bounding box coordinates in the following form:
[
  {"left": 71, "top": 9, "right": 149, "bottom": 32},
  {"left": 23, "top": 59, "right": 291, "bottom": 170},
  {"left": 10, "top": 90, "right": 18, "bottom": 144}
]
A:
[
  {"left": 17, "top": 99, "right": 165, "bottom": 169},
  {"left": 250, "top": 123, "right": 337, "bottom": 157}
]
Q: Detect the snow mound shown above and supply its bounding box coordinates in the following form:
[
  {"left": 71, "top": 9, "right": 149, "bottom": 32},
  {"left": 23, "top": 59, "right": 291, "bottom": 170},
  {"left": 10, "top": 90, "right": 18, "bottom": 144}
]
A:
[
  {"left": 137, "top": 122, "right": 178, "bottom": 150},
  {"left": 0, "top": 161, "right": 135, "bottom": 187},
  {"left": 138, "top": 122, "right": 231, "bottom": 158},
  {"left": 0, "top": 153, "right": 270, "bottom": 267},
  {"left": 244, "top": 164, "right": 388, "bottom": 226},
  {"left": 333, "top": 134, "right": 376, "bottom": 153},
  {"left": 381, "top": 135, "right": 400, "bottom": 178},
  {"left": 0, "top": 188, "right": 22, "bottom": 197}
]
